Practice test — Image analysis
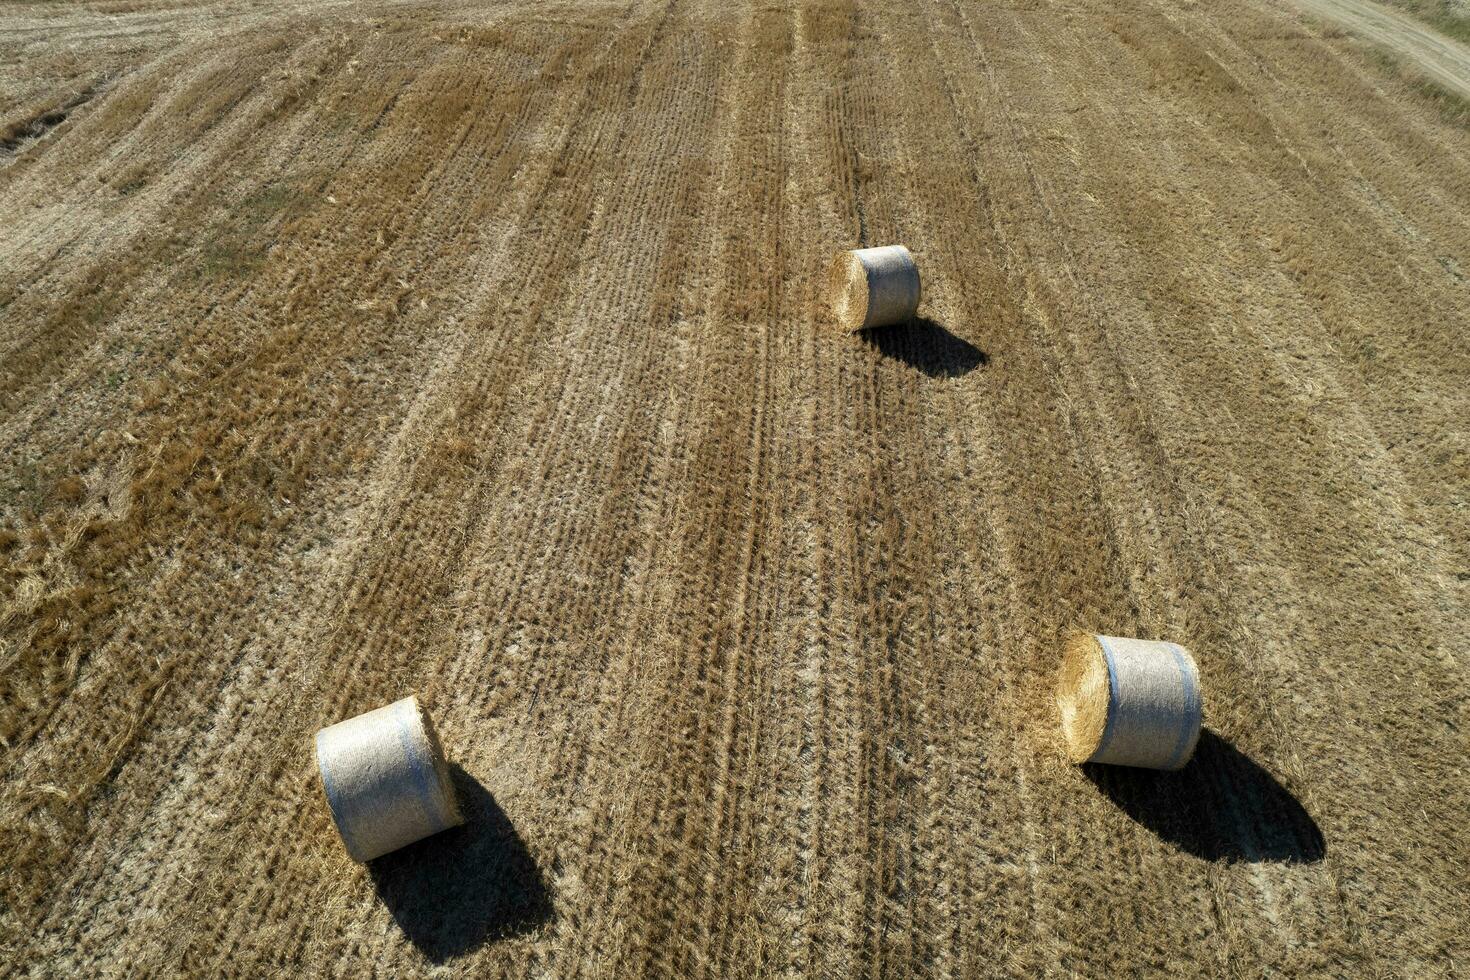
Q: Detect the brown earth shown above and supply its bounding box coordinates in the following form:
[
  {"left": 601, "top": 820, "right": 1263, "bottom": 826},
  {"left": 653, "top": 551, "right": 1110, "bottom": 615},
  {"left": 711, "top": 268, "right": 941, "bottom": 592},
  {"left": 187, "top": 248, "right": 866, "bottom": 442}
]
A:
[
  {"left": 1291, "top": 0, "right": 1470, "bottom": 98},
  {"left": 2, "top": 0, "right": 1468, "bottom": 975}
]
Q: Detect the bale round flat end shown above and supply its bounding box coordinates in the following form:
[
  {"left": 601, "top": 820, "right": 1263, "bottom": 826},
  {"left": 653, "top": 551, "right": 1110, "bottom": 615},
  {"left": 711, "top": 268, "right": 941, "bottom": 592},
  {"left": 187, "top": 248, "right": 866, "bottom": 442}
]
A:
[
  {"left": 826, "top": 250, "right": 870, "bottom": 332},
  {"left": 1056, "top": 633, "right": 1110, "bottom": 763},
  {"left": 411, "top": 697, "right": 464, "bottom": 829}
]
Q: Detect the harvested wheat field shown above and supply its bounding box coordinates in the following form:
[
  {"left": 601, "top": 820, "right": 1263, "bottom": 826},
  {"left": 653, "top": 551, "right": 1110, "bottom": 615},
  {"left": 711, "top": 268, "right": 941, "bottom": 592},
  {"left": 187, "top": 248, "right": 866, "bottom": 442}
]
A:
[{"left": 2, "top": 0, "right": 1468, "bottom": 974}]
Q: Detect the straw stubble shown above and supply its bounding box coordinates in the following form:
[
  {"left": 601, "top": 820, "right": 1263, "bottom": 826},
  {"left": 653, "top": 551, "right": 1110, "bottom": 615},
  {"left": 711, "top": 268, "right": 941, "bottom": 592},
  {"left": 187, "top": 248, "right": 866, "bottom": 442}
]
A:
[{"left": 4, "top": 0, "right": 1469, "bottom": 974}]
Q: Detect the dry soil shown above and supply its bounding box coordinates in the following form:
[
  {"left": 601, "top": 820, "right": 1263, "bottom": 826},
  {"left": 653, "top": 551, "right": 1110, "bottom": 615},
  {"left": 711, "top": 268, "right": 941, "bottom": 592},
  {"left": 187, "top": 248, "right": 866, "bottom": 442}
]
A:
[{"left": 2, "top": 0, "right": 1468, "bottom": 975}]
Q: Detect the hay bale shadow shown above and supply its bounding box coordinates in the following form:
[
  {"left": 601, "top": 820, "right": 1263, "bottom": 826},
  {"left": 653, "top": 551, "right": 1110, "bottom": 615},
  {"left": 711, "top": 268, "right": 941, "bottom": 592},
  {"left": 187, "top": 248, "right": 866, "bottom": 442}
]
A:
[
  {"left": 1085, "top": 729, "right": 1325, "bottom": 864},
  {"left": 370, "top": 765, "right": 553, "bottom": 962},
  {"left": 859, "top": 316, "right": 987, "bottom": 378}
]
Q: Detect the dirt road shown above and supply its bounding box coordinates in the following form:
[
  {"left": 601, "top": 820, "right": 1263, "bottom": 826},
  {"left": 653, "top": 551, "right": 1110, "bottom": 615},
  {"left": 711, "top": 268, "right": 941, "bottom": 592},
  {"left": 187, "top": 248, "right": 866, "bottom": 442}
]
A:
[
  {"left": 1291, "top": 0, "right": 1470, "bottom": 99},
  {"left": 2, "top": 0, "right": 1468, "bottom": 975}
]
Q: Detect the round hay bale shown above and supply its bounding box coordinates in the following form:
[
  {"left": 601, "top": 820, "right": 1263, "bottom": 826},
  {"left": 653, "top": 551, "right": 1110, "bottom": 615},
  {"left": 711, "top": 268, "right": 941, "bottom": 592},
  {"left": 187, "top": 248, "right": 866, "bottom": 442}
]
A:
[
  {"left": 827, "top": 244, "right": 921, "bottom": 331},
  {"left": 1056, "top": 633, "right": 1202, "bottom": 771},
  {"left": 314, "top": 695, "right": 463, "bottom": 862}
]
